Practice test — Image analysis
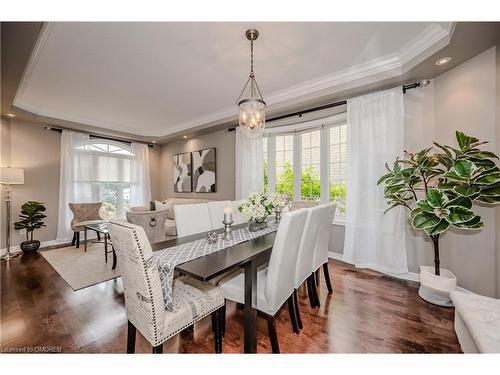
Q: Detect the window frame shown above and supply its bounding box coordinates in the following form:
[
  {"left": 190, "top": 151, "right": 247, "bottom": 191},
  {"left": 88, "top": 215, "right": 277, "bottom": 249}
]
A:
[
  {"left": 75, "top": 139, "right": 135, "bottom": 219},
  {"left": 263, "top": 112, "right": 347, "bottom": 225}
]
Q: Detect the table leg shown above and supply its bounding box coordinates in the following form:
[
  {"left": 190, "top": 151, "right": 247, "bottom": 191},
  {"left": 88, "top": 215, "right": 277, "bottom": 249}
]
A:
[
  {"left": 111, "top": 237, "right": 117, "bottom": 270},
  {"left": 104, "top": 233, "right": 108, "bottom": 263},
  {"left": 84, "top": 228, "right": 87, "bottom": 252},
  {"left": 244, "top": 259, "right": 258, "bottom": 353}
]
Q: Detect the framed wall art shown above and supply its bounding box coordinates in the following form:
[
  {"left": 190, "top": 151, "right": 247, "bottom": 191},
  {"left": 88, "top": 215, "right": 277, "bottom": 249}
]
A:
[{"left": 192, "top": 147, "right": 216, "bottom": 192}]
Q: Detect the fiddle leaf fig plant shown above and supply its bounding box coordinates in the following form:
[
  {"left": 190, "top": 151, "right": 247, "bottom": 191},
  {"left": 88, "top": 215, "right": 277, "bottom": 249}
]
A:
[{"left": 378, "top": 131, "right": 500, "bottom": 276}]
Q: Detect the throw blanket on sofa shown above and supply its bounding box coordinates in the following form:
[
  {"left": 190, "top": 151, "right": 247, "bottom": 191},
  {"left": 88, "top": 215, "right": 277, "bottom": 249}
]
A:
[{"left": 153, "top": 221, "right": 278, "bottom": 311}]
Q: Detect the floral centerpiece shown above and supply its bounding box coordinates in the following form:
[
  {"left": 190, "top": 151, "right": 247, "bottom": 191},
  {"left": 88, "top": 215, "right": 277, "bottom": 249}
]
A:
[{"left": 239, "top": 192, "right": 281, "bottom": 231}]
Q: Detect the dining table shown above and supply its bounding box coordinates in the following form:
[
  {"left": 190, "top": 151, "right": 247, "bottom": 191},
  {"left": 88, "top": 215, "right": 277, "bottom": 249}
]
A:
[{"left": 151, "top": 223, "right": 277, "bottom": 354}]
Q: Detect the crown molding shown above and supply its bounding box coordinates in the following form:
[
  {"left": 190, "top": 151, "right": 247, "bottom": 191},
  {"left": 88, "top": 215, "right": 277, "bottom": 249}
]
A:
[{"left": 12, "top": 23, "right": 454, "bottom": 138}]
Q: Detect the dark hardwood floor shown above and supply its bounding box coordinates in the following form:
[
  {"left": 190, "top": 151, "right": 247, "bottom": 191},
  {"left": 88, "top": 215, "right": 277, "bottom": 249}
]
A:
[{"left": 0, "top": 252, "right": 461, "bottom": 353}]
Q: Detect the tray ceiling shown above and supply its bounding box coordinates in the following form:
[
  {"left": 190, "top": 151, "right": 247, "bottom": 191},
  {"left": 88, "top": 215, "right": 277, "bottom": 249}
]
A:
[{"left": 13, "top": 22, "right": 453, "bottom": 137}]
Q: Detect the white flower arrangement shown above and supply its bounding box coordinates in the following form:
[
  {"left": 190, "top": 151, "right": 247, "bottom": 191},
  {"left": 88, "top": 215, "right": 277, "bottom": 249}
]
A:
[{"left": 238, "top": 192, "right": 289, "bottom": 223}]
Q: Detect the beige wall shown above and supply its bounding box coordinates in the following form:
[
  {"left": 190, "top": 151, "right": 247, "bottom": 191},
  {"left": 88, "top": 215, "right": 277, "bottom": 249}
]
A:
[
  {"left": 0, "top": 120, "right": 160, "bottom": 249},
  {"left": 159, "top": 129, "right": 235, "bottom": 201},
  {"left": 149, "top": 145, "right": 161, "bottom": 200},
  {"left": 1, "top": 120, "right": 61, "bottom": 247}
]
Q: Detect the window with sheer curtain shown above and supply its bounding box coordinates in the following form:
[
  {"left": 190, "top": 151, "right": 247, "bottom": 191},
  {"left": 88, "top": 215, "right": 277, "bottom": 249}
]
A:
[
  {"left": 75, "top": 140, "right": 134, "bottom": 219},
  {"left": 261, "top": 113, "right": 347, "bottom": 219}
]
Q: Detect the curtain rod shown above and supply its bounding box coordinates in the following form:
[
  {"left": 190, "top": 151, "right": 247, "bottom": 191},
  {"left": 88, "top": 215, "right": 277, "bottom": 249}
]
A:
[
  {"left": 45, "top": 126, "right": 155, "bottom": 147},
  {"left": 228, "top": 80, "right": 429, "bottom": 131}
]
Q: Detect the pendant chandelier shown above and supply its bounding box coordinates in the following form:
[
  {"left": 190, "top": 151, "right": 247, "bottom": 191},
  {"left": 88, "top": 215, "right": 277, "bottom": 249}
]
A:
[{"left": 236, "top": 29, "right": 266, "bottom": 138}]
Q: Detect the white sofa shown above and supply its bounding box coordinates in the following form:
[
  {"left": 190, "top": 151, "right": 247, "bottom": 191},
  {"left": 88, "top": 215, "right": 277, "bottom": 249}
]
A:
[{"left": 450, "top": 291, "right": 500, "bottom": 353}]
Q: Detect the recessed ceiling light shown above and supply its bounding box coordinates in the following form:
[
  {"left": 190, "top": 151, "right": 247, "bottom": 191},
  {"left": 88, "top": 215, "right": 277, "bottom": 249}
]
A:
[
  {"left": 183, "top": 135, "right": 188, "bottom": 139},
  {"left": 5, "top": 113, "right": 16, "bottom": 118},
  {"left": 435, "top": 57, "right": 452, "bottom": 66},
  {"left": 151, "top": 140, "right": 157, "bottom": 144}
]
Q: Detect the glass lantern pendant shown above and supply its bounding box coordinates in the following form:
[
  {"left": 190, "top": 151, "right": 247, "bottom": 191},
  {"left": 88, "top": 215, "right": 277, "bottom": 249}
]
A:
[{"left": 236, "top": 29, "right": 266, "bottom": 139}]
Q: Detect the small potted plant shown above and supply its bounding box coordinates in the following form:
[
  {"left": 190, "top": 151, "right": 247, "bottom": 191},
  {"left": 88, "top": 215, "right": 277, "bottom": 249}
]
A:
[
  {"left": 14, "top": 201, "right": 47, "bottom": 254},
  {"left": 378, "top": 131, "right": 500, "bottom": 306}
]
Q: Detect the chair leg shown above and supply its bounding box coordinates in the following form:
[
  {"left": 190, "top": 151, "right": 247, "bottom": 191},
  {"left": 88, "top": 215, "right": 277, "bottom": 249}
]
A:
[
  {"left": 152, "top": 344, "right": 163, "bottom": 354},
  {"left": 323, "top": 263, "right": 333, "bottom": 294},
  {"left": 76, "top": 231, "right": 80, "bottom": 248},
  {"left": 315, "top": 269, "right": 320, "bottom": 286},
  {"left": 287, "top": 295, "right": 299, "bottom": 334},
  {"left": 293, "top": 289, "right": 303, "bottom": 330},
  {"left": 311, "top": 274, "right": 321, "bottom": 307},
  {"left": 266, "top": 315, "right": 280, "bottom": 354},
  {"left": 212, "top": 307, "right": 223, "bottom": 353},
  {"left": 221, "top": 301, "right": 226, "bottom": 338},
  {"left": 97, "top": 232, "right": 101, "bottom": 241},
  {"left": 306, "top": 277, "right": 316, "bottom": 308},
  {"left": 127, "top": 320, "right": 136, "bottom": 354},
  {"left": 71, "top": 232, "right": 77, "bottom": 246}
]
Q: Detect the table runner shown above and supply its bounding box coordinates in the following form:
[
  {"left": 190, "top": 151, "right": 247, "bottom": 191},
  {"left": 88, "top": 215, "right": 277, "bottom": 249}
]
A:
[{"left": 153, "top": 221, "right": 279, "bottom": 310}]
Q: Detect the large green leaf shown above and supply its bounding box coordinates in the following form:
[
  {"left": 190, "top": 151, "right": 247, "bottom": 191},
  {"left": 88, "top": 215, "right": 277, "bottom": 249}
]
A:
[
  {"left": 426, "top": 188, "right": 446, "bottom": 208},
  {"left": 377, "top": 172, "right": 393, "bottom": 185},
  {"left": 468, "top": 157, "right": 496, "bottom": 169},
  {"left": 444, "top": 196, "right": 472, "bottom": 209},
  {"left": 456, "top": 131, "right": 479, "bottom": 152},
  {"left": 412, "top": 212, "right": 441, "bottom": 229},
  {"left": 474, "top": 171, "right": 500, "bottom": 185},
  {"left": 416, "top": 200, "right": 434, "bottom": 213},
  {"left": 453, "top": 160, "right": 477, "bottom": 179},
  {"left": 443, "top": 170, "right": 469, "bottom": 181},
  {"left": 446, "top": 205, "right": 475, "bottom": 224},
  {"left": 453, "top": 184, "right": 480, "bottom": 197},
  {"left": 480, "top": 184, "right": 500, "bottom": 197},
  {"left": 384, "top": 183, "right": 406, "bottom": 194},
  {"left": 409, "top": 208, "right": 422, "bottom": 219},
  {"left": 424, "top": 219, "right": 450, "bottom": 235},
  {"left": 476, "top": 195, "right": 500, "bottom": 203},
  {"left": 453, "top": 215, "right": 483, "bottom": 229},
  {"left": 467, "top": 150, "right": 499, "bottom": 160}
]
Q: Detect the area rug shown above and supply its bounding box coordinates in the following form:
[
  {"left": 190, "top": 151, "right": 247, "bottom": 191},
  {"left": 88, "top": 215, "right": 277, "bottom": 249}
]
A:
[{"left": 41, "top": 243, "right": 120, "bottom": 291}]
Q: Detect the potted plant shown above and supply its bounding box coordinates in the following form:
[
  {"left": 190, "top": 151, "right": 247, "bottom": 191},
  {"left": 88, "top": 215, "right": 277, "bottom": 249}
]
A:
[
  {"left": 14, "top": 201, "right": 47, "bottom": 254},
  {"left": 378, "top": 131, "right": 500, "bottom": 306}
]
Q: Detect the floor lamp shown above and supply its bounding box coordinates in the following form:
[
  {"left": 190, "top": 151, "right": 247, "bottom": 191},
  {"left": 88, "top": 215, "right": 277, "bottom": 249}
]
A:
[{"left": 1, "top": 167, "right": 24, "bottom": 261}]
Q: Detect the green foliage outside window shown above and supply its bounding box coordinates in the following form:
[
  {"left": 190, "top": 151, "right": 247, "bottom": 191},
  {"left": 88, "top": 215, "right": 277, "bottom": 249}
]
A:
[{"left": 264, "top": 160, "right": 346, "bottom": 214}]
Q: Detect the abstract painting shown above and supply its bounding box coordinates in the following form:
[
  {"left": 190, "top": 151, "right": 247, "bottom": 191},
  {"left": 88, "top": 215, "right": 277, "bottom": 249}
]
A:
[
  {"left": 192, "top": 148, "right": 216, "bottom": 192},
  {"left": 173, "top": 152, "right": 192, "bottom": 192}
]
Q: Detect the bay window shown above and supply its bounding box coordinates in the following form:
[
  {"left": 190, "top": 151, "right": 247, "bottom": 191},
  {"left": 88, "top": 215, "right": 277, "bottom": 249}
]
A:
[{"left": 262, "top": 113, "right": 347, "bottom": 220}]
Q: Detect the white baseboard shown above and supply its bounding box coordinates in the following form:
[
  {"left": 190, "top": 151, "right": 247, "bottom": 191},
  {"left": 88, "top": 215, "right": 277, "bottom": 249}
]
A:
[
  {"left": 328, "top": 251, "right": 474, "bottom": 294},
  {"left": 328, "top": 251, "right": 420, "bottom": 283}
]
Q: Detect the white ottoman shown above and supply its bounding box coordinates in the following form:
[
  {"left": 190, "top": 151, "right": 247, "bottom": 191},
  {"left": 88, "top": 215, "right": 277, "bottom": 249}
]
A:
[{"left": 450, "top": 291, "right": 500, "bottom": 353}]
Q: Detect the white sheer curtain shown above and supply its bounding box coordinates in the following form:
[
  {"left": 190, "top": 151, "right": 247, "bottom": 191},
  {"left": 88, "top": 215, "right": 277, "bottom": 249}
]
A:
[
  {"left": 343, "top": 88, "right": 408, "bottom": 274},
  {"left": 130, "top": 142, "right": 151, "bottom": 207},
  {"left": 235, "top": 128, "right": 264, "bottom": 200},
  {"left": 56, "top": 131, "right": 92, "bottom": 241}
]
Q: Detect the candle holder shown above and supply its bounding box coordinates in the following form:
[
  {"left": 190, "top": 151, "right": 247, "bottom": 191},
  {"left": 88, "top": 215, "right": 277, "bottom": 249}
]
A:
[
  {"left": 274, "top": 207, "right": 283, "bottom": 224},
  {"left": 222, "top": 220, "right": 233, "bottom": 240}
]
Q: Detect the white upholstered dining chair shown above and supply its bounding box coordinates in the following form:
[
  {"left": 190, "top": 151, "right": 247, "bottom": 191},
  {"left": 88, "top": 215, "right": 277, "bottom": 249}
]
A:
[
  {"left": 108, "top": 221, "right": 225, "bottom": 353},
  {"left": 312, "top": 203, "right": 337, "bottom": 298},
  {"left": 207, "top": 200, "right": 232, "bottom": 230},
  {"left": 218, "top": 209, "right": 308, "bottom": 353},
  {"left": 174, "top": 203, "right": 213, "bottom": 237},
  {"left": 292, "top": 205, "right": 325, "bottom": 332}
]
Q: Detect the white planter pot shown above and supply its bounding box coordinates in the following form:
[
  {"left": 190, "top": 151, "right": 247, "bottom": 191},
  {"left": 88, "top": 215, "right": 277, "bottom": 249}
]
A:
[{"left": 418, "top": 265, "right": 457, "bottom": 307}]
